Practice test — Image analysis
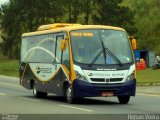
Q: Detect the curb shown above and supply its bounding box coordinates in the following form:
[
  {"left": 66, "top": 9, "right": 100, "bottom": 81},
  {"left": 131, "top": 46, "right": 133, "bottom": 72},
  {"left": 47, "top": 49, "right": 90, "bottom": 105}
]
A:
[
  {"left": 0, "top": 75, "right": 18, "bottom": 80},
  {"left": 137, "top": 83, "right": 160, "bottom": 86}
]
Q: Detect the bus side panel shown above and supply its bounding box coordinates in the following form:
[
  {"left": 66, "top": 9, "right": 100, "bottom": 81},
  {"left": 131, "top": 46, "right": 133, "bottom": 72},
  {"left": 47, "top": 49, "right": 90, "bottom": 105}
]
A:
[
  {"left": 34, "top": 68, "right": 68, "bottom": 96},
  {"left": 20, "top": 62, "right": 34, "bottom": 90},
  {"left": 46, "top": 69, "right": 67, "bottom": 96},
  {"left": 20, "top": 63, "right": 68, "bottom": 96}
]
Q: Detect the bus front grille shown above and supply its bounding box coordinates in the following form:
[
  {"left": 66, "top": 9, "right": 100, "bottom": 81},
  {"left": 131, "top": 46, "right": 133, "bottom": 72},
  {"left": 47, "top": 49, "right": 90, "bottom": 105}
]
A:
[
  {"left": 90, "top": 78, "right": 123, "bottom": 83},
  {"left": 110, "top": 78, "right": 123, "bottom": 82},
  {"left": 90, "top": 78, "right": 105, "bottom": 82}
]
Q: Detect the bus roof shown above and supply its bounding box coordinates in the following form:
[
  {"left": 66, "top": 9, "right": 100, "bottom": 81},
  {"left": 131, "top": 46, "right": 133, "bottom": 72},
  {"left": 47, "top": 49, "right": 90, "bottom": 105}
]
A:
[{"left": 22, "top": 23, "right": 126, "bottom": 37}]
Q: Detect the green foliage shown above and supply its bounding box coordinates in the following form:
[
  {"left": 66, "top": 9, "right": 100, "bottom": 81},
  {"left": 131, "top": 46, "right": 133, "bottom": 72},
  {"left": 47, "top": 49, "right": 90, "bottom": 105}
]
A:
[
  {"left": 122, "top": 0, "right": 160, "bottom": 54},
  {"left": 0, "top": 59, "right": 19, "bottom": 77},
  {"left": 1, "top": 1, "right": 21, "bottom": 59},
  {"left": 0, "top": 51, "right": 18, "bottom": 77},
  {"left": 0, "top": 0, "right": 136, "bottom": 59},
  {"left": 92, "top": 0, "right": 136, "bottom": 34}
]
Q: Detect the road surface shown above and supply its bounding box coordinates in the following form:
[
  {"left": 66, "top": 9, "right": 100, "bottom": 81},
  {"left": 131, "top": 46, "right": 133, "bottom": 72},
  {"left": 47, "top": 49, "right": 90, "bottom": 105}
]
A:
[{"left": 0, "top": 75, "right": 160, "bottom": 120}]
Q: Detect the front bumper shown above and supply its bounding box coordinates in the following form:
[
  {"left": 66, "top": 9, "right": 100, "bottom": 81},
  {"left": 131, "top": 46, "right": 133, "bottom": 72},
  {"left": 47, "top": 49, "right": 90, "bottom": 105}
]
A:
[{"left": 72, "top": 79, "right": 136, "bottom": 97}]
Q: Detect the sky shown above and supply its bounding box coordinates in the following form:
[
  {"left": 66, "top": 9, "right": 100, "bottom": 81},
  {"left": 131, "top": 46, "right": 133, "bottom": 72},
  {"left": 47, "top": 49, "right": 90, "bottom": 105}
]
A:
[{"left": 0, "top": 0, "right": 9, "bottom": 5}]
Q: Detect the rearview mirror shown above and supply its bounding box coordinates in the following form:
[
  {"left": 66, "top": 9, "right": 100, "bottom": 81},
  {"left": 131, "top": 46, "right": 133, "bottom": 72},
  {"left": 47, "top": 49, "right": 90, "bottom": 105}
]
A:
[
  {"left": 129, "top": 36, "right": 137, "bottom": 50},
  {"left": 61, "top": 39, "right": 66, "bottom": 51},
  {"left": 131, "top": 38, "right": 137, "bottom": 50}
]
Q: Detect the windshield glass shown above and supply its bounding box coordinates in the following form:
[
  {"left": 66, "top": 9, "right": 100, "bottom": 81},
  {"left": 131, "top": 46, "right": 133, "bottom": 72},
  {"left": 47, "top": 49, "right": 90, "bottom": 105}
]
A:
[{"left": 70, "top": 29, "right": 133, "bottom": 65}]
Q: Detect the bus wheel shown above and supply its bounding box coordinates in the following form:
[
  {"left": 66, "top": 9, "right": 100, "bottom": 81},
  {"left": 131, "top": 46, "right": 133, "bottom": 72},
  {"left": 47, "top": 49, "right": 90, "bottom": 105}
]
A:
[
  {"left": 33, "top": 83, "right": 47, "bottom": 98},
  {"left": 65, "top": 85, "right": 75, "bottom": 104},
  {"left": 118, "top": 96, "right": 130, "bottom": 104}
]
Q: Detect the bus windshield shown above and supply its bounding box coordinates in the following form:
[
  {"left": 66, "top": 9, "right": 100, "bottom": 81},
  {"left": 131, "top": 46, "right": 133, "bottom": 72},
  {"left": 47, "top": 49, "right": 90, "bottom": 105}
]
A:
[{"left": 70, "top": 29, "right": 133, "bottom": 65}]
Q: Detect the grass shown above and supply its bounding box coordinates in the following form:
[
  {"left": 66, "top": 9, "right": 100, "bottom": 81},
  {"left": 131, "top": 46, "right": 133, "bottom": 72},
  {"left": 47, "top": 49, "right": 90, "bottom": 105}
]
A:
[
  {"left": 137, "top": 68, "right": 160, "bottom": 84},
  {"left": 0, "top": 54, "right": 160, "bottom": 84},
  {"left": 0, "top": 54, "right": 19, "bottom": 77}
]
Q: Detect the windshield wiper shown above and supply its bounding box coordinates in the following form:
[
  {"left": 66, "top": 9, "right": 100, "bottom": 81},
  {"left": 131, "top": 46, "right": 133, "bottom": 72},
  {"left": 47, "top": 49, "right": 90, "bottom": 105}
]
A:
[
  {"left": 89, "top": 31, "right": 107, "bottom": 67},
  {"left": 89, "top": 30, "right": 123, "bottom": 66},
  {"left": 89, "top": 49, "right": 103, "bottom": 66},
  {"left": 89, "top": 47, "right": 123, "bottom": 66},
  {"left": 104, "top": 47, "right": 123, "bottom": 66}
]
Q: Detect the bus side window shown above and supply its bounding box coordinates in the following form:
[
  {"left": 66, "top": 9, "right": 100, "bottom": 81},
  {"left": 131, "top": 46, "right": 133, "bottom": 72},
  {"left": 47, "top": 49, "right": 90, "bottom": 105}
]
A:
[
  {"left": 43, "top": 34, "right": 56, "bottom": 63},
  {"left": 27, "top": 36, "right": 36, "bottom": 62},
  {"left": 62, "top": 40, "right": 70, "bottom": 70},
  {"left": 55, "top": 35, "right": 64, "bottom": 63},
  {"left": 21, "top": 37, "right": 28, "bottom": 62}
]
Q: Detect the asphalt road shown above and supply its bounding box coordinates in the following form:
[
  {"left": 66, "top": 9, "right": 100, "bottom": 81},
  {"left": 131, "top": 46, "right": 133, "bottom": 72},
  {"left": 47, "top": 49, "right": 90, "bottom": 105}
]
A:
[{"left": 0, "top": 75, "right": 160, "bottom": 120}]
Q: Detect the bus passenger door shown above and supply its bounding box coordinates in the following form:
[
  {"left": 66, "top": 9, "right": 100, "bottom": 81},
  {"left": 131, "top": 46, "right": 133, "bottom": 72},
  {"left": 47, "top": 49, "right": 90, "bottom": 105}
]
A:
[
  {"left": 61, "top": 38, "right": 70, "bottom": 80},
  {"left": 48, "top": 34, "right": 70, "bottom": 95},
  {"left": 56, "top": 34, "right": 70, "bottom": 80},
  {"left": 55, "top": 35, "right": 64, "bottom": 71}
]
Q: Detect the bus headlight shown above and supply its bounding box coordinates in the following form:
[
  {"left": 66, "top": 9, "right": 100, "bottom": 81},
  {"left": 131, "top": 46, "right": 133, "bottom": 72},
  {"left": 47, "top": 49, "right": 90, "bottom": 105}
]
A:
[
  {"left": 75, "top": 71, "right": 88, "bottom": 81},
  {"left": 126, "top": 73, "right": 135, "bottom": 81}
]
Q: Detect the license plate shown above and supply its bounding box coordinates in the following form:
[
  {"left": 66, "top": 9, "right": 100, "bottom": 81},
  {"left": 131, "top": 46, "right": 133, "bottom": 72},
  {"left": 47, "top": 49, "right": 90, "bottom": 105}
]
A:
[{"left": 102, "top": 92, "right": 113, "bottom": 97}]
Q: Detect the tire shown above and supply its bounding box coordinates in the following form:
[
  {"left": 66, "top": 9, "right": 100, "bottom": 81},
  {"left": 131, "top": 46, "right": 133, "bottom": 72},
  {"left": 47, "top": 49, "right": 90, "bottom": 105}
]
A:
[
  {"left": 33, "top": 83, "right": 47, "bottom": 98},
  {"left": 118, "top": 96, "right": 130, "bottom": 104},
  {"left": 65, "top": 85, "right": 75, "bottom": 104}
]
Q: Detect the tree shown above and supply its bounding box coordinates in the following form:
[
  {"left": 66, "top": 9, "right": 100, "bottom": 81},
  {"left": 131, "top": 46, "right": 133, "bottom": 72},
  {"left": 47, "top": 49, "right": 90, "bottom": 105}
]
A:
[
  {"left": 0, "top": 0, "right": 137, "bottom": 59},
  {"left": 92, "top": 0, "right": 136, "bottom": 35},
  {"left": 0, "top": 0, "right": 64, "bottom": 58},
  {"left": 1, "top": 1, "right": 22, "bottom": 58},
  {"left": 122, "top": 0, "right": 160, "bottom": 54}
]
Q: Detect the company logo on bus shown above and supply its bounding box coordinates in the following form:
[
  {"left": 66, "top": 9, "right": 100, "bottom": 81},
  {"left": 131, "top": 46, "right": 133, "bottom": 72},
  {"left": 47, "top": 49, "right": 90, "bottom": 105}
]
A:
[
  {"left": 35, "top": 65, "right": 52, "bottom": 74},
  {"left": 36, "top": 66, "right": 41, "bottom": 74},
  {"left": 87, "top": 72, "right": 111, "bottom": 77},
  {"left": 88, "top": 73, "right": 93, "bottom": 76},
  {"left": 97, "top": 68, "right": 116, "bottom": 71},
  {"left": 105, "top": 78, "right": 110, "bottom": 83}
]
